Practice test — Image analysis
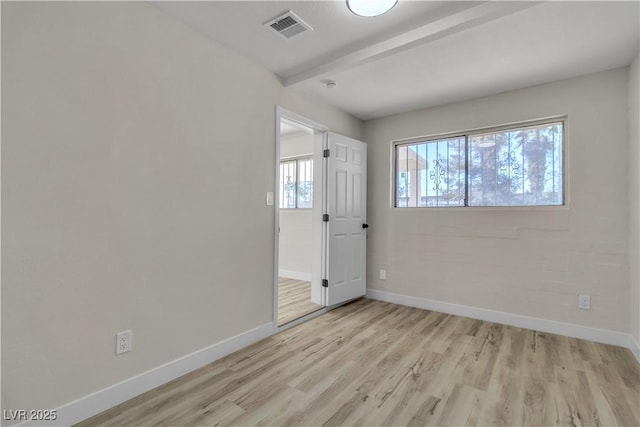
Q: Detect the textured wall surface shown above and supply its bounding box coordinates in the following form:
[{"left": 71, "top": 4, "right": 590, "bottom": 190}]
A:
[{"left": 365, "top": 68, "right": 630, "bottom": 333}]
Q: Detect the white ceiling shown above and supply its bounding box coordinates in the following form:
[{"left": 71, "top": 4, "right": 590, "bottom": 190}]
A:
[{"left": 153, "top": 1, "right": 640, "bottom": 121}]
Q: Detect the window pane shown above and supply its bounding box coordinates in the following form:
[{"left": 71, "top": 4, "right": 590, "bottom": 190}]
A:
[
  {"left": 468, "top": 122, "right": 563, "bottom": 206},
  {"left": 395, "top": 137, "right": 465, "bottom": 207},
  {"left": 280, "top": 160, "right": 296, "bottom": 209},
  {"left": 279, "top": 157, "right": 313, "bottom": 209},
  {"left": 297, "top": 158, "right": 313, "bottom": 208},
  {"left": 396, "top": 145, "right": 409, "bottom": 207}
]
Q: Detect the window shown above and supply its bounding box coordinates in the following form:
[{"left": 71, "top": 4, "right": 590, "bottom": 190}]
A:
[
  {"left": 395, "top": 120, "right": 564, "bottom": 207},
  {"left": 396, "top": 136, "right": 466, "bottom": 207},
  {"left": 279, "top": 157, "right": 313, "bottom": 209}
]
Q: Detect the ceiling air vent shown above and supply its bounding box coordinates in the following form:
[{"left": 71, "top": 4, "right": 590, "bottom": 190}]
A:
[{"left": 265, "top": 11, "right": 313, "bottom": 39}]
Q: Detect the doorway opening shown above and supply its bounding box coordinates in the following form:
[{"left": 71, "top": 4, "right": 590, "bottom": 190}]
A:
[
  {"left": 276, "top": 114, "right": 323, "bottom": 326},
  {"left": 274, "top": 107, "right": 368, "bottom": 328}
]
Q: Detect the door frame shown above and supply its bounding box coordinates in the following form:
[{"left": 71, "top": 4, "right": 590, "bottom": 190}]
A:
[{"left": 273, "top": 107, "right": 329, "bottom": 330}]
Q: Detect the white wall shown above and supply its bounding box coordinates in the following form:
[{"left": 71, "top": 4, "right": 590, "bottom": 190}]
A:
[
  {"left": 365, "top": 68, "right": 630, "bottom": 333},
  {"left": 279, "top": 210, "right": 313, "bottom": 279},
  {"left": 279, "top": 132, "right": 314, "bottom": 279},
  {"left": 629, "top": 55, "right": 640, "bottom": 356},
  {"left": 280, "top": 131, "right": 314, "bottom": 159},
  {"left": 1, "top": 1, "right": 362, "bottom": 419}
]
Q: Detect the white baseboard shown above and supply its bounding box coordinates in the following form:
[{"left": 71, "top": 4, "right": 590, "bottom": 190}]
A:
[
  {"left": 366, "top": 289, "right": 633, "bottom": 350},
  {"left": 278, "top": 270, "right": 312, "bottom": 282},
  {"left": 16, "top": 322, "right": 274, "bottom": 427},
  {"left": 630, "top": 335, "right": 640, "bottom": 364}
]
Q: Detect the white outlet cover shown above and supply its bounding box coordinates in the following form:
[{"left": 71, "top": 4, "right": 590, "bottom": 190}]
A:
[
  {"left": 578, "top": 294, "right": 591, "bottom": 310},
  {"left": 266, "top": 192, "right": 274, "bottom": 206},
  {"left": 116, "top": 330, "right": 132, "bottom": 355}
]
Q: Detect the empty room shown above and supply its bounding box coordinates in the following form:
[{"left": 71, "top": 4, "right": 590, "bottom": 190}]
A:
[{"left": 2, "top": 1, "right": 639, "bottom": 426}]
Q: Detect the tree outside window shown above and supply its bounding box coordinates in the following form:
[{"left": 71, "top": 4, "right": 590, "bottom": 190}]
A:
[
  {"left": 395, "top": 120, "right": 564, "bottom": 208},
  {"left": 280, "top": 157, "right": 313, "bottom": 209}
]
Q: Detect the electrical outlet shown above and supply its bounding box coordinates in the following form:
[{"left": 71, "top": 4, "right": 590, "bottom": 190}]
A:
[
  {"left": 379, "top": 269, "right": 386, "bottom": 280},
  {"left": 116, "top": 330, "right": 132, "bottom": 355},
  {"left": 578, "top": 294, "right": 591, "bottom": 310}
]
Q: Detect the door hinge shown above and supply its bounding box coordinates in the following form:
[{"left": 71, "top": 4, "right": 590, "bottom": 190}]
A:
[
  {"left": 323, "top": 214, "right": 329, "bottom": 222},
  {"left": 323, "top": 149, "right": 330, "bottom": 158},
  {"left": 322, "top": 279, "right": 328, "bottom": 287}
]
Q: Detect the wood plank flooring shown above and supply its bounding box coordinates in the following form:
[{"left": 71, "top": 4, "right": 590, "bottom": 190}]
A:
[
  {"left": 277, "top": 277, "right": 322, "bottom": 326},
  {"left": 76, "top": 299, "right": 640, "bottom": 427}
]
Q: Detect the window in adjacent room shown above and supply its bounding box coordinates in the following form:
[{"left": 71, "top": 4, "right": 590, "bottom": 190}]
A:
[
  {"left": 394, "top": 119, "right": 564, "bottom": 208},
  {"left": 279, "top": 156, "right": 313, "bottom": 209}
]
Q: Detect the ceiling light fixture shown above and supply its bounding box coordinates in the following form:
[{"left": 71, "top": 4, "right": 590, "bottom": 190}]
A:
[{"left": 347, "top": 0, "right": 397, "bottom": 17}]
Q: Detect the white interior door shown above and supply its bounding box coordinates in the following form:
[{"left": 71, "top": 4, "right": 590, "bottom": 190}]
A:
[{"left": 325, "top": 132, "right": 367, "bottom": 306}]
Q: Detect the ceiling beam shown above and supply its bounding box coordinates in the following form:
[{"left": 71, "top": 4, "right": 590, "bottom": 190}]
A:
[{"left": 283, "top": 1, "right": 542, "bottom": 87}]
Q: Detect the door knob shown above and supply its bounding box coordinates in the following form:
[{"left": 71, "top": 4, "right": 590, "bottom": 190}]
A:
[{"left": 362, "top": 224, "right": 369, "bottom": 229}]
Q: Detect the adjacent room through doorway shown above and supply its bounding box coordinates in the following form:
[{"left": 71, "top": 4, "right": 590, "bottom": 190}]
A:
[{"left": 277, "top": 118, "right": 323, "bottom": 325}]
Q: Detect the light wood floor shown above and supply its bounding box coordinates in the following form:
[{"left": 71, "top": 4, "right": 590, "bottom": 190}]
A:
[
  {"left": 277, "top": 277, "right": 322, "bottom": 326},
  {"left": 76, "top": 299, "right": 639, "bottom": 427}
]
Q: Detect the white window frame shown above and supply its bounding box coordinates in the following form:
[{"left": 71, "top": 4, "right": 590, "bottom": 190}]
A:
[
  {"left": 392, "top": 117, "right": 567, "bottom": 209},
  {"left": 279, "top": 155, "right": 313, "bottom": 209}
]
